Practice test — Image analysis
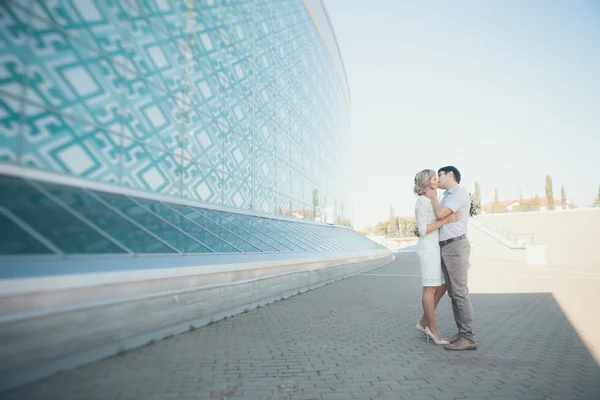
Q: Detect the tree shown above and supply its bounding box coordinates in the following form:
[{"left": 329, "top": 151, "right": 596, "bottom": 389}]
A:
[
  {"left": 531, "top": 194, "right": 541, "bottom": 211},
  {"left": 491, "top": 202, "right": 508, "bottom": 214},
  {"left": 374, "top": 220, "right": 388, "bottom": 235},
  {"left": 357, "top": 226, "right": 373, "bottom": 236},
  {"left": 398, "top": 217, "right": 417, "bottom": 237},
  {"left": 336, "top": 217, "right": 352, "bottom": 227},
  {"left": 545, "top": 175, "right": 554, "bottom": 211},
  {"left": 388, "top": 206, "right": 397, "bottom": 234},
  {"left": 491, "top": 188, "right": 506, "bottom": 213},
  {"left": 474, "top": 181, "right": 481, "bottom": 206},
  {"left": 358, "top": 226, "right": 373, "bottom": 236},
  {"left": 368, "top": 215, "right": 418, "bottom": 237},
  {"left": 519, "top": 189, "right": 524, "bottom": 204},
  {"left": 561, "top": 186, "right": 567, "bottom": 210},
  {"left": 594, "top": 185, "right": 600, "bottom": 208}
]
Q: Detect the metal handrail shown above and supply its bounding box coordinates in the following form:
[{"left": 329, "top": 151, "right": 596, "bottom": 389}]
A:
[{"left": 489, "top": 226, "right": 534, "bottom": 246}]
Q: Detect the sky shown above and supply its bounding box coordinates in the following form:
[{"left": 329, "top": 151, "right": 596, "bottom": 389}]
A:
[{"left": 323, "top": 0, "right": 600, "bottom": 229}]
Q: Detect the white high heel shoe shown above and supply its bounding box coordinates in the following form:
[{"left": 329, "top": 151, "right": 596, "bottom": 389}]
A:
[
  {"left": 424, "top": 327, "right": 450, "bottom": 345},
  {"left": 415, "top": 323, "right": 428, "bottom": 337}
]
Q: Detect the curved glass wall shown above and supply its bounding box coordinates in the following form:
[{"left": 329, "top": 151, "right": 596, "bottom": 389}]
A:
[{"left": 0, "top": 0, "right": 352, "bottom": 224}]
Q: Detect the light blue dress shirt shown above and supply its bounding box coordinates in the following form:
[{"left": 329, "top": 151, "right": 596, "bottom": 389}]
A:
[{"left": 439, "top": 184, "right": 470, "bottom": 241}]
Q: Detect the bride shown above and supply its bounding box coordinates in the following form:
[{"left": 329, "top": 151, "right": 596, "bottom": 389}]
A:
[{"left": 413, "top": 169, "right": 461, "bottom": 345}]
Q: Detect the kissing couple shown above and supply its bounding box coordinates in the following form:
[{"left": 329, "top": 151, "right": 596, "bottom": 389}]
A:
[{"left": 413, "top": 166, "right": 477, "bottom": 351}]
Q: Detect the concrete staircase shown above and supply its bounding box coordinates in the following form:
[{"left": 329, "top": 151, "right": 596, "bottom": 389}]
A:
[{"left": 469, "top": 220, "right": 546, "bottom": 265}]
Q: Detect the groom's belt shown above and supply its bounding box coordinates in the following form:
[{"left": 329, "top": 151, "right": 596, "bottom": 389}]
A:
[{"left": 439, "top": 234, "right": 466, "bottom": 247}]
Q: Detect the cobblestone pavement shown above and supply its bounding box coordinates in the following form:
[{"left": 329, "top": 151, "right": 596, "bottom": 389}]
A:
[{"left": 3, "top": 252, "right": 599, "bottom": 400}]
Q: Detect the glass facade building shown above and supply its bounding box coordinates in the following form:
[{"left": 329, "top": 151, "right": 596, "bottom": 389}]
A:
[
  {"left": 0, "top": 5, "right": 386, "bottom": 389},
  {"left": 0, "top": 0, "right": 380, "bottom": 269},
  {"left": 0, "top": 0, "right": 352, "bottom": 223}
]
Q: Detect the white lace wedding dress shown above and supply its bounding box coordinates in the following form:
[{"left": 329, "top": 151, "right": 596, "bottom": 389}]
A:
[{"left": 415, "top": 195, "right": 445, "bottom": 287}]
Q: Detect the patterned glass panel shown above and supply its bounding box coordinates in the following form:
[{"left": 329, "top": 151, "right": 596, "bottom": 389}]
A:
[
  {"left": 0, "top": 2, "right": 28, "bottom": 163},
  {"left": 0, "top": 0, "right": 366, "bottom": 255}
]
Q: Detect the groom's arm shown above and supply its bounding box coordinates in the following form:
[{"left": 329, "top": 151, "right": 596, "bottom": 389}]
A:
[{"left": 430, "top": 194, "right": 453, "bottom": 220}]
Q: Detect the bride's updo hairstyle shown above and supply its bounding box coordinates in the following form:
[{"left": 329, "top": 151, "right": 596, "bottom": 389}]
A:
[{"left": 413, "top": 169, "right": 435, "bottom": 196}]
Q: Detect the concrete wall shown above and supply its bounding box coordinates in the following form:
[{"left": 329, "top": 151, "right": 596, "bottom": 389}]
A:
[
  {"left": 468, "top": 222, "right": 527, "bottom": 264},
  {"left": 472, "top": 209, "right": 600, "bottom": 266},
  {"left": 0, "top": 251, "right": 392, "bottom": 392}
]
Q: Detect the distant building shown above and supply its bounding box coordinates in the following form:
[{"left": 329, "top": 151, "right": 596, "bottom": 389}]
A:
[{"left": 481, "top": 197, "right": 571, "bottom": 214}]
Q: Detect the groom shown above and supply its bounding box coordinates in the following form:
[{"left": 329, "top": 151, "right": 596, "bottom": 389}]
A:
[{"left": 425, "top": 166, "right": 477, "bottom": 351}]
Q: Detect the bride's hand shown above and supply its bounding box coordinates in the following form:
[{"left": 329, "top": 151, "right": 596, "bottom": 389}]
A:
[
  {"left": 424, "top": 188, "right": 437, "bottom": 200},
  {"left": 449, "top": 211, "right": 462, "bottom": 222}
]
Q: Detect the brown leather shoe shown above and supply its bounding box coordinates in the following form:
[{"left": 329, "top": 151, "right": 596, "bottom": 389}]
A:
[
  {"left": 444, "top": 339, "right": 478, "bottom": 351},
  {"left": 447, "top": 333, "right": 461, "bottom": 344}
]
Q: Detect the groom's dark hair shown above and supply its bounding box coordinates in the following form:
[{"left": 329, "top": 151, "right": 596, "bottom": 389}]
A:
[{"left": 438, "top": 166, "right": 461, "bottom": 183}]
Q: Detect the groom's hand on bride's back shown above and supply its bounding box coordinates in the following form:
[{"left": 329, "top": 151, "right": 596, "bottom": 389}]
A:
[{"left": 413, "top": 227, "right": 420, "bottom": 237}]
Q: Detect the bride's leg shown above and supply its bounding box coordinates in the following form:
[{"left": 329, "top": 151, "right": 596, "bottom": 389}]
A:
[
  {"left": 433, "top": 284, "right": 447, "bottom": 310},
  {"left": 422, "top": 286, "right": 439, "bottom": 333},
  {"left": 419, "top": 284, "right": 446, "bottom": 328},
  {"left": 418, "top": 312, "right": 427, "bottom": 329}
]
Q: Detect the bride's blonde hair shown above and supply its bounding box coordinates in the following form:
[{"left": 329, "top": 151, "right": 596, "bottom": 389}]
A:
[{"left": 414, "top": 169, "right": 435, "bottom": 196}]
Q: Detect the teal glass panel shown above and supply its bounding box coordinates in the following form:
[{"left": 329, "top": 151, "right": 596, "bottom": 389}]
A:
[
  {"left": 45, "top": 185, "right": 175, "bottom": 254},
  {"left": 328, "top": 229, "right": 357, "bottom": 250},
  {"left": 235, "top": 215, "right": 306, "bottom": 252},
  {"left": 266, "top": 219, "right": 323, "bottom": 251},
  {"left": 0, "top": 211, "right": 53, "bottom": 255},
  {"left": 284, "top": 222, "right": 334, "bottom": 252},
  {"left": 212, "top": 211, "right": 293, "bottom": 252},
  {"left": 295, "top": 223, "right": 349, "bottom": 251},
  {"left": 142, "top": 200, "right": 239, "bottom": 253},
  {"left": 0, "top": 176, "right": 124, "bottom": 254},
  {"left": 283, "top": 222, "right": 335, "bottom": 252},
  {"left": 197, "top": 209, "right": 278, "bottom": 252},
  {"left": 98, "top": 193, "right": 205, "bottom": 253},
  {"left": 170, "top": 204, "right": 261, "bottom": 253}
]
